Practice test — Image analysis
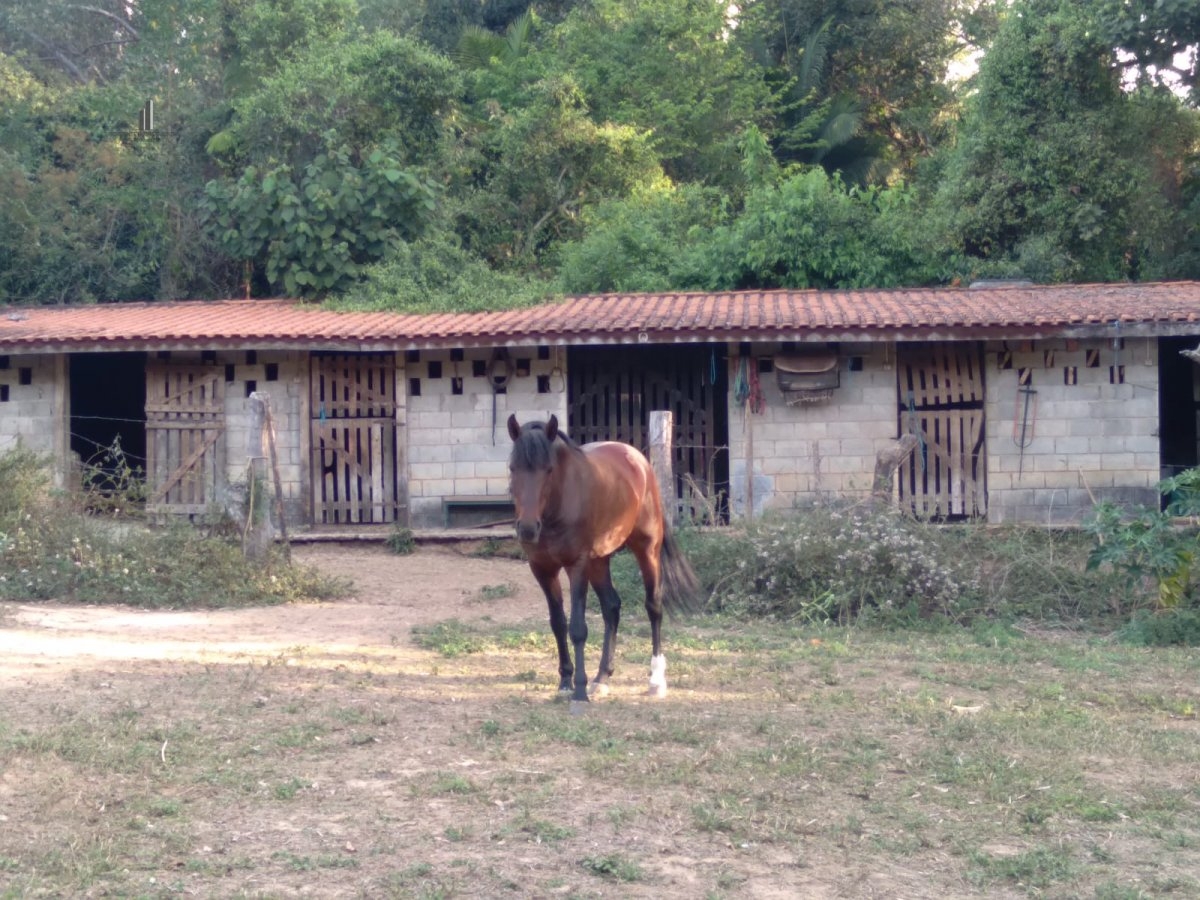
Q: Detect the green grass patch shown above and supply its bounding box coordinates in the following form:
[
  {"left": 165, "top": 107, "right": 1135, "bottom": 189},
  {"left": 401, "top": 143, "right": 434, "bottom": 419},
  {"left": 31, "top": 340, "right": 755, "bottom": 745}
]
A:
[{"left": 580, "top": 853, "right": 643, "bottom": 882}]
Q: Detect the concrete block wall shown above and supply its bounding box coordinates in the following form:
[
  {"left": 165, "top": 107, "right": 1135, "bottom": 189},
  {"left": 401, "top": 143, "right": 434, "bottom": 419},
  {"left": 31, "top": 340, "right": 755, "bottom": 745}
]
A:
[
  {"left": 727, "top": 343, "right": 898, "bottom": 517},
  {"left": 0, "top": 354, "right": 68, "bottom": 475},
  {"left": 984, "top": 337, "right": 1160, "bottom": 524},
  {"left": 405, "top": 348, "right": 567, "bottom": 527}
]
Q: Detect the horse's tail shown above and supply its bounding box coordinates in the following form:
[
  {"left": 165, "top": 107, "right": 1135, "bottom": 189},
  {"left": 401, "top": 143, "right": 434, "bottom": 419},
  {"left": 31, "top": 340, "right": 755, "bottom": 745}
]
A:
[{"left": 658, "top": 526, "right": 702, "bottom": 616}]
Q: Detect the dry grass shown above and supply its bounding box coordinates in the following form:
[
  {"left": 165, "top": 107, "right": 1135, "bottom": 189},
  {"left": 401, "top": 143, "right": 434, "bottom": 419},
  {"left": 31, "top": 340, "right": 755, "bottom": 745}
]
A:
[{"left": 2, "top": 610, "right": 1199, "bottom": 899}]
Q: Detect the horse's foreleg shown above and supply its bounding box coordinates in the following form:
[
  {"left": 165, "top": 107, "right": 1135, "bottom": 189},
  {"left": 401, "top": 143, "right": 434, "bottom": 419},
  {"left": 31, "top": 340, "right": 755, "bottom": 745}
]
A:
[
  {"left": 567, "top": 568, "right": 590, "bottom": 702},
  {"left": 588, "top": 558, "right": 622, "bottom": 698},
  {"left": 532, "top": 565, "right": 571, "bottom": 692}
]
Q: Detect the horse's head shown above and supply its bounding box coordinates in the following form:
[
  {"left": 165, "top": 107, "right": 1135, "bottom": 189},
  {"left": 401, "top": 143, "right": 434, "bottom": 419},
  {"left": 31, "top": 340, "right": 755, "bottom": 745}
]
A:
[{"left": 506, "top": 413, "right": 560, "bottom": 544}]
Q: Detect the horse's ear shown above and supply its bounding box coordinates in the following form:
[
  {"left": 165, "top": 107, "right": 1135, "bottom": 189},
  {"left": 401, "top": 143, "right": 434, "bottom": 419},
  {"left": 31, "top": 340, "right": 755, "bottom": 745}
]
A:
[
  {"left": 507, "top": 414, "right": 521, "bottom": 442},
  {"left": 545, "top": 414, "right": 559, "bottom": 442}
]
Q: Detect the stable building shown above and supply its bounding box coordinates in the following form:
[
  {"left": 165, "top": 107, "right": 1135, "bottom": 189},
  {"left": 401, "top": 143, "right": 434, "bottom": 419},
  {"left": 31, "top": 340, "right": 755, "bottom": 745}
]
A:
[{"left": 3, "top": 281, "right": 1200, "bottom": 530}]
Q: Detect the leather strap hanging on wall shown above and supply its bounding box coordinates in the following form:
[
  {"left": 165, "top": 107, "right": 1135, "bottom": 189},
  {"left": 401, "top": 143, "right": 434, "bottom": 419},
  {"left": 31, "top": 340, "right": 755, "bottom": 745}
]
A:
[{"left": 489, "top": 350, "right": 514, "bottom": 444}]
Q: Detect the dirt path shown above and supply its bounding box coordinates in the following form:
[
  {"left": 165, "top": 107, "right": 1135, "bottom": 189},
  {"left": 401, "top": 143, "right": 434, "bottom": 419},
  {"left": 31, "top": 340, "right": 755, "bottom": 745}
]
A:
[{"left": 0, "top": 544, "right": 546, "bottom": 682}]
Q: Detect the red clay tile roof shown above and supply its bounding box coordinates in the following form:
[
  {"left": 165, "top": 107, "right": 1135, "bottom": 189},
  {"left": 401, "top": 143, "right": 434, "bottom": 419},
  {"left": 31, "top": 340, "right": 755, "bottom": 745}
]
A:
[{"left": 3, "top": 282, "right": 1200, "bottom": 352}]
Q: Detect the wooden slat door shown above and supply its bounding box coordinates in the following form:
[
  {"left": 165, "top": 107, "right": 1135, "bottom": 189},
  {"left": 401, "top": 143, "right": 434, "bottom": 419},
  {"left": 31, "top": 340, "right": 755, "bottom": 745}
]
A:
[
  {"left": 568, "top": 345, "right": 728, "bottom": 523},
  {"left": 145, "top": 364, "right": 225, "bottom": 518},
  {"left": 310, "top": 353, "right": 404, "bottom": 525},
  {"left": 897, "top": 344, "right": 987, "bottom": 519}
]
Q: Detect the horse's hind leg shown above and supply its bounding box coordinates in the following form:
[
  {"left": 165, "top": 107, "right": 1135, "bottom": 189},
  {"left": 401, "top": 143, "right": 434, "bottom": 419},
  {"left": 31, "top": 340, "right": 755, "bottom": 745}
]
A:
[
  {"left": 532, "top": 564, "right": 572, "bottom": 692},
  {"left": 587, "top": 557, "right": 621, "bottom": 698},
  {"left": 633, "top": 544, "right": 668, "bottom": 698}
]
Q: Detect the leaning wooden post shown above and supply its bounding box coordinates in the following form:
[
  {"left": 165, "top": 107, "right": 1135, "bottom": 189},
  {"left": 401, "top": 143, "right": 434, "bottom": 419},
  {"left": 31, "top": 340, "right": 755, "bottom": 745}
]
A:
[
  {"left": 243, "top": 393, "right": 271, "bottom": 560},
  {"left": 649, "top": 410, "right": 677, "bottom": 527},
  {"left": 871, "top": 433, "right": 920, "bottom": 508}
]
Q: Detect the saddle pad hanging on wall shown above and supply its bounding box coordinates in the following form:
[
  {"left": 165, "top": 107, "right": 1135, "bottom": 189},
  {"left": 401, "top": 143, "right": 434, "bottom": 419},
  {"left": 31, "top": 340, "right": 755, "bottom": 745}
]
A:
[{"left": 775, "top": 351, "right": 839, "bottom": 404}]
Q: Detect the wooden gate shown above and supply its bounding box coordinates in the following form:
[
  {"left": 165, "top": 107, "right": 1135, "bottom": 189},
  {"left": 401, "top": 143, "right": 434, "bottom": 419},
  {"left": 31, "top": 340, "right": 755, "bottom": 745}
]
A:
[
  {"left": 897, "top": 344, "right": 987, "bottom": 519},
  {"left": 568, "top": 345, "right": 728, "bottom": 523},
  {"left": 145, "top": 364, "right": 225, "bottom": 518},
  {"left": 310, "top": 353, "right": 404, "bottom": 525}
]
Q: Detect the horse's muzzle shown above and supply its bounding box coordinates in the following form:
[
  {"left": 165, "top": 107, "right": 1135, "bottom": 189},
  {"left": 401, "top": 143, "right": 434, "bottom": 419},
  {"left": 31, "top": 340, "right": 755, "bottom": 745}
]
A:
[{"left": 515, "top": 519, "right": 542, "bottom": 543}]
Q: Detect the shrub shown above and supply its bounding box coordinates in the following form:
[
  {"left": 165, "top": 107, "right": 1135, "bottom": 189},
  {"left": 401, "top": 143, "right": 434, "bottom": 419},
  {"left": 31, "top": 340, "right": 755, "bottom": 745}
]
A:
[
  {"left": 693, "top": 505, "right": 980, "bottom": 623},
  {"left": 611, "top": 503, "right": 1126, "bottom": 626},
  {"left": 1120, "top": 608, "right": 1200, "bottom": 646},
  {"left": 387, "top": 525, "right": 416, "bottom": 555},
  {"left": 1082, "top": 467, "right": 1200, "bottom": 644},
  {"left": 0, "top": 448, "right": 346, "bottom": 608}
]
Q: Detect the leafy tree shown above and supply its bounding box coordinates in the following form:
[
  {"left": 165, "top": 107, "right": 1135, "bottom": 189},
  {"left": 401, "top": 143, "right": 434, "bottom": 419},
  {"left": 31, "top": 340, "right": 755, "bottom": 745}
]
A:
[
  {"left": 929, "top": 0, "right": 1196, "bottom": 283},
  {"left": 219, "top": 0, "right": 359, "bottom": 92},
  {"left": 554, "top": 182, "right": 730, "bottom": 293},
  {"left": 733, "top": 0, "right": 974, "bottom": 181},
  {"left": 696, "top": 167, "right": 940, "bottom": 289},
  {"left": 204, "top": 28, "right": 460, "bottom": 296},
  {"left": 204, "top": 138, "right": 440, "bottom": 297},
  {"left": 1100, "top": 0, "right": 1200, "bottom": 103},
  {"left": 555, "top": 124, "right": 946, "bottom": 293},
  {"left": 454, "top": 70, "right": 665, "bottom": 269},
  {"left": 545, "top": 0, "right": 770, "bottom": 186},
  {"left": 337, "top": 233, "right": 553, "bottom": 312},
  {"left": 211, "top": 29, "right": 459, "bottom": 168},
  {"left": 359, "top": 0, "right": 579, "bottom": 55}
]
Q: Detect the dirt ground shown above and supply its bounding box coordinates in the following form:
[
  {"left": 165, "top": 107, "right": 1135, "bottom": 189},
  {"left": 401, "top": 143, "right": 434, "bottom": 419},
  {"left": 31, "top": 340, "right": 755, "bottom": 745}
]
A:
[
  {"left": 0, "top": 544, "right": 545, "bottom": 681},
  {"left": 2, "top": 544, "right": 878, "bottom": 899},
  {"left": 5, "top": 544, "right": 1192, "bottom": 898}
]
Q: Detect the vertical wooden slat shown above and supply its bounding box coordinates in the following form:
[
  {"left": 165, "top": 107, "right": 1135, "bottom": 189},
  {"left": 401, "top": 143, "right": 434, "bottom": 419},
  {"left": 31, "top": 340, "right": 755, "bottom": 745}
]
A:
[{"left": 371, "top": 423, "right": 384, "bottom": 521}]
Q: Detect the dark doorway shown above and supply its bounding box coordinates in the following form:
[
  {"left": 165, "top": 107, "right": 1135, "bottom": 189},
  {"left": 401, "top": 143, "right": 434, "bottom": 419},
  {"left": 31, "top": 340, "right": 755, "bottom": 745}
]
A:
[
  {"left": 567, "top": 344, "right": 729, "bottom": 523},
  {"left": 69, "top": 353, "right": 147, "bottom": 487},
  {"left": 1159, "top": 336, "right": 1200, "bottom": 484}
]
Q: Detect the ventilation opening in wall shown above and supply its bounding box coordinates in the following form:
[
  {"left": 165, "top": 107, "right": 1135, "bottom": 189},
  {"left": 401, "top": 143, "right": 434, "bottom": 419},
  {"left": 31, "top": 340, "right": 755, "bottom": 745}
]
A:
[{"left": 69, "top": 352, "right": 148, "bottom": 490}]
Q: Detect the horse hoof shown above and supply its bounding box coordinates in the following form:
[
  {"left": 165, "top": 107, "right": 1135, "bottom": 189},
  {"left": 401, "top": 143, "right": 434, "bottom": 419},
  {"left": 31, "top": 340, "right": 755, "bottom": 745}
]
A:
[
  {"left": 647, "top": 682, "right": 668, "bottom": 699},
  {"left": 569, "top": 699, "right": 590, "bottom": 716},
  {"left": 589, "top": 682, "right": 610, "bottom": 699}
]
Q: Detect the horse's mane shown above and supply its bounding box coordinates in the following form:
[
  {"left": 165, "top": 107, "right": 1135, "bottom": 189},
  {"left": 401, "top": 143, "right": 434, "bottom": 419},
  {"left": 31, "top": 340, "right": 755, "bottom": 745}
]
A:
[{"left": 510, "top": 420, "right": 576, "bottom": 470}]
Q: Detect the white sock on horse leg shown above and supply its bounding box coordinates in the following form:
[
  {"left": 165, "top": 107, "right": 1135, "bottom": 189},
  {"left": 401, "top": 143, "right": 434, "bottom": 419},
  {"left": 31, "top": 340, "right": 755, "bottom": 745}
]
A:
[{"left": 648, "top": 654, "right": 667, "bottom": 697}]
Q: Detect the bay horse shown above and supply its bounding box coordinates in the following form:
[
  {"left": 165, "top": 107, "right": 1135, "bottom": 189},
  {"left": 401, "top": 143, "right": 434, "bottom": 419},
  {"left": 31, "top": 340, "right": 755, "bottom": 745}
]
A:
[{"left": 506, "top": 414, "right": 699, "bottom": 702}]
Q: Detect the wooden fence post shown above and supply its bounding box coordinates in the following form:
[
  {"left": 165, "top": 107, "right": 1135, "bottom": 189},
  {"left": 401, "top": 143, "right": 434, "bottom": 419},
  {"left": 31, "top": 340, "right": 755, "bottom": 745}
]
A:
[
  {"left": 244, "top": 393, "right": 270, "bottom": 560},
  {"left": 649, "top": 410, "right": 676, "bottom": 526},
  {"left": 261, "top": 394, "right": 291, "bottom": 559},
  {"left": 245, "top": 391, "right": 291, "bottom": 560}
]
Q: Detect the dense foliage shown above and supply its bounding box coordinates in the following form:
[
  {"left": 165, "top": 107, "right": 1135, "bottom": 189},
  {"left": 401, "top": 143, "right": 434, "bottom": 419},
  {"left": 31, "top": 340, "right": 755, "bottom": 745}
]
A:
[{"left": 0, "top": 0, "right": 1197, "bottom": 307}]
